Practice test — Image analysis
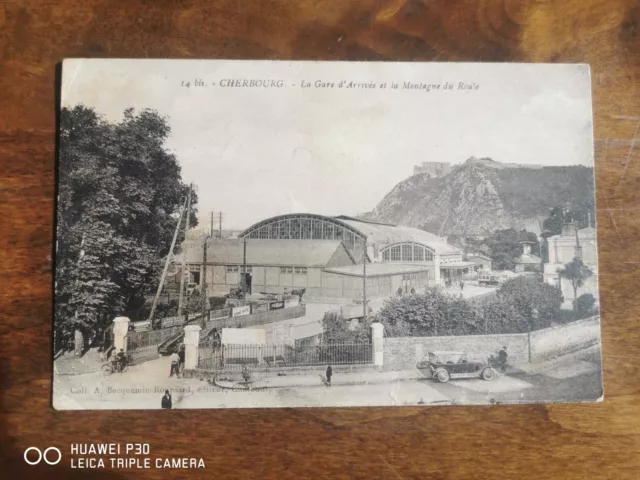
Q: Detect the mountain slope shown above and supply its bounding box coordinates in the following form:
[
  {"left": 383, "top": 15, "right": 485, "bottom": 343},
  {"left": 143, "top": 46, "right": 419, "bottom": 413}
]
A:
[{"left": 364, "top": 158, "right": 595, "bottom": 237}]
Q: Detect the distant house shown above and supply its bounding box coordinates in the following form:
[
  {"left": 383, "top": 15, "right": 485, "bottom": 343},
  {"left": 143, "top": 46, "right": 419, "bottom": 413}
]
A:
[
  {"left": 543, "top": 225, "right": 598, "bottom": 303},
  {"left": 514, "top": 241, "right": 541, "bottom": 273},
  {"left": 467, "top": 254, "right": 492, "bottom": 271}
]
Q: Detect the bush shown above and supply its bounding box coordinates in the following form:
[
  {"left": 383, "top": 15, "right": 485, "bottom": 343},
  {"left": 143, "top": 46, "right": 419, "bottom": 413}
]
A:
[
  {"left": 208, "top": 296, "right": 227, "bottom": 310},
  {"left": 228, "top": 287, "right": 244, "bottom": 299},
  {"left": 322, "top": 311, "right": 371, "bottom": 343},
  {"left": 574, "top": 293, "right": 596, "bottom": 318},
  {"left": 376, "top": 282, "right": 564, "bottom": 337},
  {"left": 375, "top": 288, "right": 482, "bottom": 337},
  {"left": 478, "top": 298, "right": 529, "bottom": 334},
  {"left": 497, "top": 277, "right": 563, "bottom": 329}
]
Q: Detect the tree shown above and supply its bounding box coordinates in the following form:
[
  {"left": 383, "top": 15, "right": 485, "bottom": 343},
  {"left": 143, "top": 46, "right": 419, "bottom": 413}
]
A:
[
  {"left": 574, "top": 293, "right": 597, "bottom": 319},
  {"left": 478, "top": 298, "right": 529, "bottom": 334},
  {"left": 56, "top": 105, "right": 197, "bottom": 354},
  {"left": 484, "top": 228, "right": 539, "bottom": 271},
  {"left": 557, "top": 258, "right": 593, "bottom": 315},
  {"left": 542, "top": 203, "right": 595, "bottom": 238},
  {"left": 497, "top": 276, "right": 563, "bottom": 329}
]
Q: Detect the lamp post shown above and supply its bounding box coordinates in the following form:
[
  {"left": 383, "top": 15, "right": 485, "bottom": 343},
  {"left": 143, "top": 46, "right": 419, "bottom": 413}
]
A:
[
  {"left": 362, "top": 240, "right": 367, "bottom": 323},
  {"left": 529, "top": 307, "right": 539, "bottom": 363}
]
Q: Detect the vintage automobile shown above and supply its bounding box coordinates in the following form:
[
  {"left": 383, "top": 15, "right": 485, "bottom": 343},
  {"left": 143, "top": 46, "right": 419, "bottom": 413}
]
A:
[{"left": 417, "top": 351, "right": 496, "bottom": 383}]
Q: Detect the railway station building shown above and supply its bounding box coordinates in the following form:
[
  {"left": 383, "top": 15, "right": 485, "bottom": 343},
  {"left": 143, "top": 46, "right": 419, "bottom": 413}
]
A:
[{"left": 178, "top": 214, "right": 473, "bottom": 301}]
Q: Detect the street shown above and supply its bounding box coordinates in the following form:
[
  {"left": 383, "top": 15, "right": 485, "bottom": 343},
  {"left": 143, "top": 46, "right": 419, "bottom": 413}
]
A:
[
  {"left": 424, "top": 345, "right": 602, "bottom": 405},
  {"left": 53, "top": 345, "right": 602, "bottom": 409}
]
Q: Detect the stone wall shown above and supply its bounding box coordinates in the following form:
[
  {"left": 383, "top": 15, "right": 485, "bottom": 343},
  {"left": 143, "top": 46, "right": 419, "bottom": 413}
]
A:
[
  {"left": 529, "top": 316, "right": 600, "bottom": 361},
  {"left": 383, "top": 334, "right": 529, "bottom": 371},
  {"left": 383, "top": 315, "right": 602, "bottom": 370}
]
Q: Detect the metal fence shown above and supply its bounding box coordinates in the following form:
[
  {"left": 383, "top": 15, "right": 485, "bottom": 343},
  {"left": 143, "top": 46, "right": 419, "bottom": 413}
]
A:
[
  {"left": 198, "top": 342, "right": 372, "bottom": 371},
  {"left": 201, "top": 304, "right": 306, "bottom": 337},
  {"left": 125, "top": 326, "right": 184, "bottom": 364},
  {"left": 160, "top": 311, "right": 222, "bottom": 328}
]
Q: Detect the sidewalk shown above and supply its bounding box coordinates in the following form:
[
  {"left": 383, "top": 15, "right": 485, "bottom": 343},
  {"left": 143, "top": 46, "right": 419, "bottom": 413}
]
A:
[
  {"left": 215, "top": 368, "right": 422, "bottom": 390},
  {"left": 509, "top": 344, "right": 601, "bottom": 376}
]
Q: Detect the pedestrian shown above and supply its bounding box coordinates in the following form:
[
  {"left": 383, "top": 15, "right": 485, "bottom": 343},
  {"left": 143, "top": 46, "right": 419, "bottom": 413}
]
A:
[
  {"left": 460, "top": 281, "right": 465, "bottom": 291},
  {"left": 169, "top": 350, "right": 180, "bottom": 377},
  {"left": 498, "top": 346, "right": 508, "bottom": 373},
  {"left": 325, "top": 364, "right": 332, "bottom": 386},
  {"left": 161, "top": 390, "right": 172, "bottom": 409},
  {"left": 397, "top": 287, "right": 403, "bottom": 297},
  {"left": 178, "top": 345, "right": 186, "bottom": 374}
]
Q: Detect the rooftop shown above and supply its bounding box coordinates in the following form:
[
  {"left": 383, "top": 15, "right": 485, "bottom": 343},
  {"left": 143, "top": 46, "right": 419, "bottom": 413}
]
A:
[
  {"left": 515, "top": 254, "right": 542, "bottom": 264},
  {"left": 467, "top": 254, "right": 492, "bottom": 261},
  {"left": 335, "top": 217, "right": 460, "bottom": 254},
  {"left": 440, "top": 261, "right": 476, "bottom": 269},
  {"left": 323, "top": 263, "right": 431, "bottom": 278},
  {"left": 184, "top": 239, "right": 355, "bottom": 267},
  {"left": 548, "top": 226, "right": 596, "bottom": 241}
]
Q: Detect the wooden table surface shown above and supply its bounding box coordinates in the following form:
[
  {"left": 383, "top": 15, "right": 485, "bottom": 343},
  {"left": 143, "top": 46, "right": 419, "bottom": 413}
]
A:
[{"left": 1, "top": 1, "right": 639, "bottom": 478}]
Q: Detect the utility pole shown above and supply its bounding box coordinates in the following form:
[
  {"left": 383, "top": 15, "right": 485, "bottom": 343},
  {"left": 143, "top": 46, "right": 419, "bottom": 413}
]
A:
[
  {"left": 219, "top": 212, "right": 223, "bottom": 238},
  {"left": 574, "top": 219, "right": 582, "bottom": 260},
  {"left": 210, "top": 211, "right": 214, "bottom": 237},
  {"left": 178, "top": 184, "right": 192, "bottom": 319},
  {"left": 242, "top": 237, "right": 247, "bottom": 299},
  {"left": 148, "top": 197, "right": 188, "bottom": 325},
  {"left": 201, "top": 235, "right": 210, "bottom": 328},
  {"left": 362, "top": 241, "right": 367, "bottom": 322}
]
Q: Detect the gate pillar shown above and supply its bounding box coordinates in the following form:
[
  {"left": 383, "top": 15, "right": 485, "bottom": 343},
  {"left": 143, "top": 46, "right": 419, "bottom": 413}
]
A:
[
  {"left": 370, "top": 322, "right": 384, "bottom": 367},
  {"left": 113, "top": 317, "right": 130, "bottom": 352},
  {"left": 183, "top": 324, "right": 201, "bottom": 370}
]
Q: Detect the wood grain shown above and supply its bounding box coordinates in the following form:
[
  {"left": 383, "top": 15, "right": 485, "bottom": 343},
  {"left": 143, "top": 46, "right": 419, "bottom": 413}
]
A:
[{"left": 1, "top": 0, "right": 639, "bottom": 478}]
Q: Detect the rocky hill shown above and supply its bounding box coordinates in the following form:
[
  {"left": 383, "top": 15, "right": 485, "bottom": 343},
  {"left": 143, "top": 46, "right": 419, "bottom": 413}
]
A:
[{"left": 363, "top": 157, "right": 595, "bottom": 237}]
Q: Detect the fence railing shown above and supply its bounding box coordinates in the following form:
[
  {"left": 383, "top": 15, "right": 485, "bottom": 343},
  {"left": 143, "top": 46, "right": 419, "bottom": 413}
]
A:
[
  {"left": 125, "top": 326, "right": 184, "bottom": 364},
  {"left": 199, "top": 304, "right": 307, "bottom": 341},
  {"left": 160, "top": 311, "right": 220, "bottom": 328},
  {"left": 197, "top": 342, "right": 372, "bottom": 371}
]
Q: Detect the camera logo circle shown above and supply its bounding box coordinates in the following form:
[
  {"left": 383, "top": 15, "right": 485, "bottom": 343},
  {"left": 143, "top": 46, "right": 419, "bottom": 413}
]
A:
[{"left": 24, "top": 447, "right": 62, "bottom": 466}]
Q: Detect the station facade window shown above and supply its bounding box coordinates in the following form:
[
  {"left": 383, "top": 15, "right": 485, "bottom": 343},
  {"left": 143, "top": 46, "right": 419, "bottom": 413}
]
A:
[
  {"left": 381, "top": 243, "right": 435, "bottom": 263},
  {"left": 242, "top": 215, "right": 366, "bottom": 254}
]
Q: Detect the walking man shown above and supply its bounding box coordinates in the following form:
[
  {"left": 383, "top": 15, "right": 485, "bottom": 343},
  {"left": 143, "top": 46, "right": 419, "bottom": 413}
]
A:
[
  {"left": 161, "top": 390, "right": 172, "bottom": 409},
  {"left": 169, "top": 350, "right": 180, "bottom": 377},
  {"left": 326, "top": 364, "right": 332, "bottom": 386},
  {"left": 498, "top": 346, "right": 508, "bottom": 373}
]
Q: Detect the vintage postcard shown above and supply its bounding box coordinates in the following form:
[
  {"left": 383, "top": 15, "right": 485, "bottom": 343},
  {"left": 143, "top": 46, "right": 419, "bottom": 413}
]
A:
[{"left": 54, "top": 59, "right": 602, "bottom": 409}]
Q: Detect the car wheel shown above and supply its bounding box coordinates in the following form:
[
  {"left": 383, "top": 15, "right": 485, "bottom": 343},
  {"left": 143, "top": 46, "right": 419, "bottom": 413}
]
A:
[
  {"left": 436, "top": 369, "right": 450, "bottom": 383},
  {"left": 482, "top": 368, "right": 495, "bottom": 381},
  {"left": 101, "top": 364, "right": 113, "bottom": 376}
]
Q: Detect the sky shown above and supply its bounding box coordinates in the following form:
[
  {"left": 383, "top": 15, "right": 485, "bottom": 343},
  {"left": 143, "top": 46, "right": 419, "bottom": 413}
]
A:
[{"left": 61, "top": 59, "right": 594, "bottom": 230}]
